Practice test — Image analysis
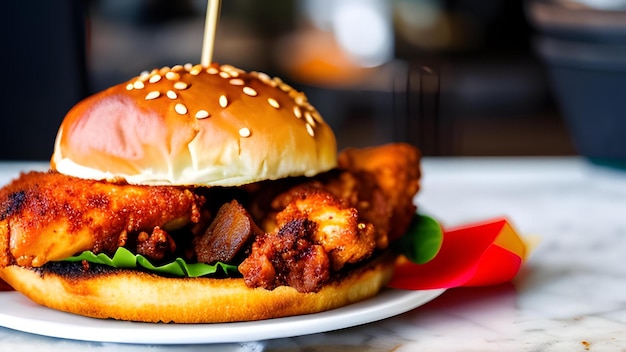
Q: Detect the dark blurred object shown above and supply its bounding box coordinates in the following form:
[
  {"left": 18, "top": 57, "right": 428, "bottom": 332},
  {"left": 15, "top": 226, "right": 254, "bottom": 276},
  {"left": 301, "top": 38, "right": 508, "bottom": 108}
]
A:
[
  {"left": 288, "top": 0, "right": 572, "bottom": 156},
  {"left": 395, "top": 0, "right": 533, "bottom": 58},
  {"left": 396, "top": 64, "right": 444, "bottom": 156},
  {"left": 528, "top": 0, "right": 626, "bottom": 165},
  {"left": 4, "top": 1, "right": 88, "bottom": 160},
  {"left": 301, "top": 61, "right": 444, "bottom": 154}
]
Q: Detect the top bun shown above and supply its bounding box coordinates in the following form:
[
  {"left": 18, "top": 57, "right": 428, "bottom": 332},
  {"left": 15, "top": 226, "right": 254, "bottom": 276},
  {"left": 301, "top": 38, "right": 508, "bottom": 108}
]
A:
[{"left": 51, "top": 64, "right": 337, "bottom": 186}]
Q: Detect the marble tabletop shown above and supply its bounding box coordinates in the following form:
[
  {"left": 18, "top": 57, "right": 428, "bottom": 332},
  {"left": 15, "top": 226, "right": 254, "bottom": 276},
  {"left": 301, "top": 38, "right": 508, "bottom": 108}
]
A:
[{"left": 1, "top": 157, "right": 625, "bottom": 351}]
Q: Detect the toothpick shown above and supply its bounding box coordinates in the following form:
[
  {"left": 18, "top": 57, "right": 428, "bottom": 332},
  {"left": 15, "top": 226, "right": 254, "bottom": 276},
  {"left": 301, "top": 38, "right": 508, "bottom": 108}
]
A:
[{"left": 201, "top": 0, "right": 221, "bottom": 67}]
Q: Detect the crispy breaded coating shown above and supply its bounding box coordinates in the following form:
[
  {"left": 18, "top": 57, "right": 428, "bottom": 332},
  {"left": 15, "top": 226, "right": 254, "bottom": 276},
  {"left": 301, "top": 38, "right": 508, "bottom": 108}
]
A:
[
  {"left": 274, "top": 186, "right": 376, "bottom": 271},
  {"left": 0, "top": 171, "right": 204, "bottom": 267},
  {"left": 240, "top": 184, "right": 378, "bottom": 292},
  {"left": 239, "top": 217, "right": 331, "bottom": 293},
  {"left": 331, "top": 143, "right": 421, "bottom": 241}
]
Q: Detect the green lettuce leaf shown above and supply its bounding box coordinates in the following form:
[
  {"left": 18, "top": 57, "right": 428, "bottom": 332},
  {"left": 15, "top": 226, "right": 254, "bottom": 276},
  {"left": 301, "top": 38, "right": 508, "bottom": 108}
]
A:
[
  {"left": 399, "top": 214, "right": 443, "bottom": 264},
  {"left": 61, "top": 247, "right": 239, "bottom": 278}
]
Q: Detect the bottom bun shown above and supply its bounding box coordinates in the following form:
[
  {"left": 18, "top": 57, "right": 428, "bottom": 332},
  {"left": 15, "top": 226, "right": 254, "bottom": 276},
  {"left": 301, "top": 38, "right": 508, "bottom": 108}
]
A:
[{"left": 0, "top": 253, "right": 396, "bottom": 323}]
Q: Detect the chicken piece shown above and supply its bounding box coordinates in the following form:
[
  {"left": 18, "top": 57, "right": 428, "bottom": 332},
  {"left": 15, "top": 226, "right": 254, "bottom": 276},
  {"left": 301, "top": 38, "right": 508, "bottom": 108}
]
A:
[
  {"left": 0, "top": 171, "right": 204, "bottom": 267},
  {"left": 330, "top": 143, "right": 421, "bottom": 241},
  {"left": 193, "top": 200, "right": 262, "bottom": 264},
  {"left": 322, "top": 171, "right": 391, "bottom": 249},
  {"left": 136, "top": 227, "right": 176, "bottom": 261},
  {"left": 240, "top": 185, "right": 377, "bottom": 292},
  {"left": 239, "top": 218, "right": 330, "bottom": 293},
  {"left": 275, "top": 186, "right": 376, "bottom": 271}
]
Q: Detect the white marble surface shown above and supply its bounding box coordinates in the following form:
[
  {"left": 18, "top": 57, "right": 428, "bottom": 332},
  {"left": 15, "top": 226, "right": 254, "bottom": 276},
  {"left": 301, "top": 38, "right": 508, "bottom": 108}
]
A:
[{"left": 1, "top": 157, "right": 625, "bottom": 351}]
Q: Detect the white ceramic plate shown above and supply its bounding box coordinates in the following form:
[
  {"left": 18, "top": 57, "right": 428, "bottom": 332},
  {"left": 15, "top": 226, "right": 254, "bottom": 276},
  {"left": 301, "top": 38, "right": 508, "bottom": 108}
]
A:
[{"left": 0, "top": 288, "right": 445, "bottom": 344}]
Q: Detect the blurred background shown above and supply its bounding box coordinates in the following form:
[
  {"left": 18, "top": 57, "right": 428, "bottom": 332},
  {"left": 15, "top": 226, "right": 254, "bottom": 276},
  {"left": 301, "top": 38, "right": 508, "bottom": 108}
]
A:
[{"left": 5, "top": 0, "right": 626, "bottom": 162}]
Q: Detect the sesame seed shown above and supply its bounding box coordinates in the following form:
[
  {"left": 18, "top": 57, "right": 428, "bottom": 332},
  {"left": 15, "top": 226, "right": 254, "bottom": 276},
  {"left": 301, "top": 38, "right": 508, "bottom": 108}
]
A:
[
  {"left": 207, "top": 67, "right": 219, "bottom": 74},
  {"left": 149, "top": 74, "right": 162, "bottom": 83},
  {"left": 219, "top": 71, "right": 231, "bottom": 79},
  {"left": 219, "top": 95, "right": 228, "bottom": 108},
  {"left": 294, "top": 95, "right": 306, "bottom": 106},
  {"left": 229, "top": 78, "right": 244, "bottom": 86},
  {"left": 133, "top": 81, "right": 145, "bottom": 89},
  {"left": 125, "top": 83, "right": 134, "bottom": 91},
  {"left": 288, "top": 90, "right": 300, "bottom": 99},
  {"left": 172, "top": 64, "right": 184, "bottom": 72},
  {"left": 190, "top": 64, "right": 203, "bottom": 76},
  {"left": 312, "top": 111, "right": 324, "bottom": 124},
  {"left": 221, "top": 65, "right": 243, "bottom": 76},
  {"left": 173, "top": 81, "right": 188, "bottom": 90},
  {"left": 306, "top": 123, "right": 315, "bottom": 137},
  {"left": 304, "top": 111, "right": 316, "bottom": 127},
  {"left": 139, "top": 71, "right": 150, "bottom": 81},
  {"left": 184, "top": 63, "right": 193, "bottom": 71},
  {"left": 145, "top": 91, "right": 160, "bottom": 100},
  {"left": 166, "top": 90, "right": 178, "bottom": 99},
  {"left": 256, "top": 72, "right": 271, "bottom": 83},
  {"left": 195, "top": 110, "right": 210, "bottom": 119},
  {"left": 165, "top": 71, "right": 180, "bottom": 81},
  {"left": 254, "top": 74, "right": 271, "bottom": 86},
  {"left": 239, "top": 127, "right": 251, "bottom": 138},
  {"left": 279, "top": 83, "right": 292, "bottom": 92},
  {"left": 159, "top": 66, "right": 171, "bottom": 75},
  {"left": 267, "top": 98, "right": 280, "bottom": 109},
  {"left": 243, "top": 87, "right": 257, "bottom": 96},
  {"left": 175, "top": 103, "right": 188, "bottom": 115},
  {"left": 293, "top": 106, "right": 302, "bottom": 119}
]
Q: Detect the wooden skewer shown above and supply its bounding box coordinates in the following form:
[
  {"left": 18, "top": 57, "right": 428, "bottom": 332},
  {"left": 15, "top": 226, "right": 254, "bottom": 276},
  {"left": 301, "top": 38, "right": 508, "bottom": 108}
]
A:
[{"left": 201, "top": 0, "right": 222, "bottom": 67}]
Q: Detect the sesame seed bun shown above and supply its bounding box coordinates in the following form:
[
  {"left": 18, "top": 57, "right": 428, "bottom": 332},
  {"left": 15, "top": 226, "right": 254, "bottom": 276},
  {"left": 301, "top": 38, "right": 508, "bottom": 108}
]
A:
[
  {"left": 0, "top": 252, "right": 395, "bottom": 323},
  {"left": 51, "top": 64, "right": 337, "bottom": 186}
]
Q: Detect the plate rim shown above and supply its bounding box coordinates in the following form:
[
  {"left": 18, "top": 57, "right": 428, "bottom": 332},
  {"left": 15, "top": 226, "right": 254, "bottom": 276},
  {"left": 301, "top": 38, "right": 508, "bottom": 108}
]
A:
[{"left": 0, "top": 288, "right": 445, "bottom": 344}]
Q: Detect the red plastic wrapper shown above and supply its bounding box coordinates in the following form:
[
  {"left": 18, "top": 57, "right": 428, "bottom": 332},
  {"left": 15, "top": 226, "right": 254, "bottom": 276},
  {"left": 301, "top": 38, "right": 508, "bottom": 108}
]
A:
[{"left": 388, "top": 218, "right": 530, "bottom": 290}]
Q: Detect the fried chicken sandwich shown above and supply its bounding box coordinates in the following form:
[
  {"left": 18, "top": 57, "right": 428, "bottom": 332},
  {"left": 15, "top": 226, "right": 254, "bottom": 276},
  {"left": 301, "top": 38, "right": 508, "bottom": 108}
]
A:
[{"left": 0, "top": 63, "right": 421, "bottom": 323}]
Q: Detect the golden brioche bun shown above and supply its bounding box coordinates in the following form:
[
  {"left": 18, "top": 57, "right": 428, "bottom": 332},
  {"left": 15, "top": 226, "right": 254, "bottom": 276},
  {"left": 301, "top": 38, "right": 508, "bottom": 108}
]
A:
[
  {"left": 0, "top": 253, "right": 395, "bottom": 323},
  {"left": 51, "top": 64, "right": 337, "bottom": 186}
]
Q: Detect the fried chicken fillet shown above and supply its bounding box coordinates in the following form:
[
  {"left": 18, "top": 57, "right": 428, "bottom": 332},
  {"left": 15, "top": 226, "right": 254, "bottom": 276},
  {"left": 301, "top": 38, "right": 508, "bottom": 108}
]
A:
[
  {"left": 0, "top": 172, "right": 204, "bottom": 268},
  {"left": 0, "top": 143, "right": 420, "bottom": 293}
]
